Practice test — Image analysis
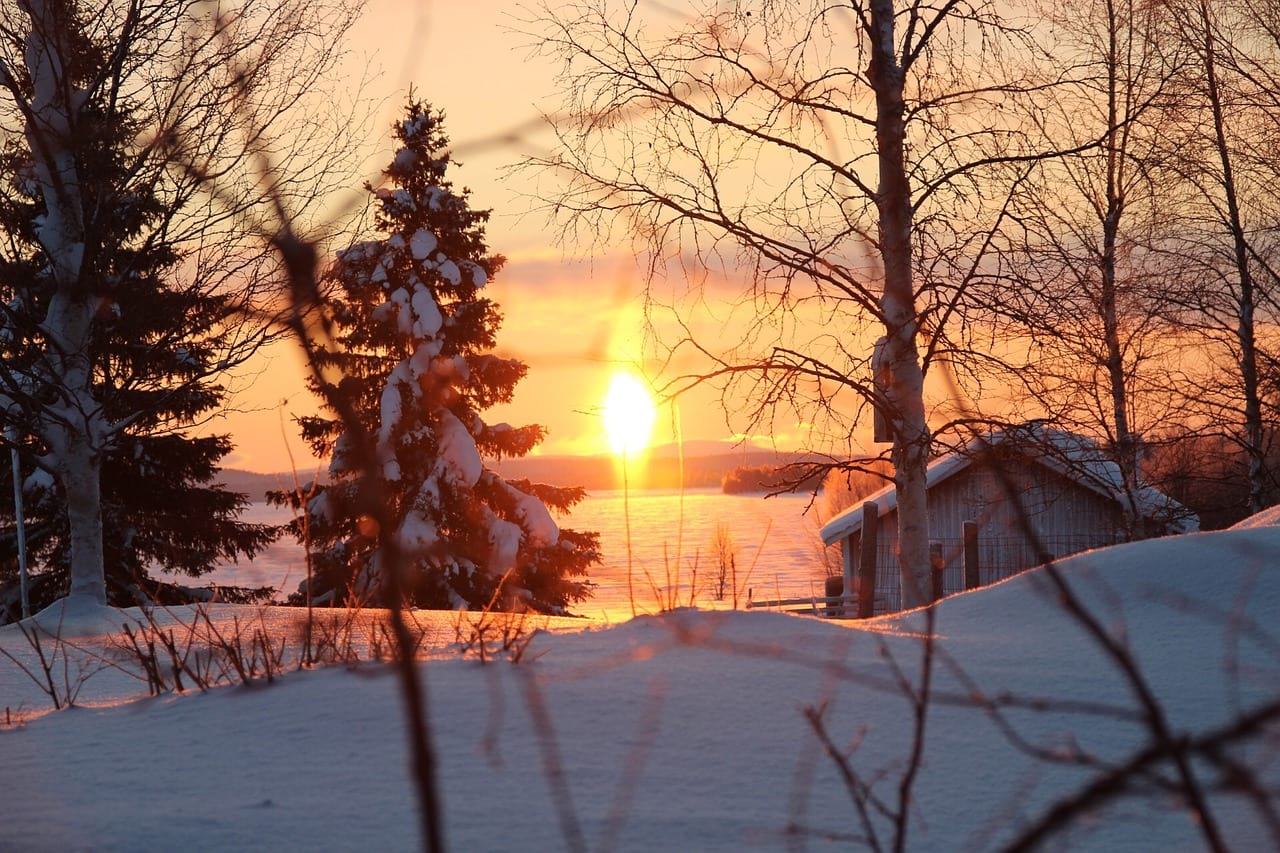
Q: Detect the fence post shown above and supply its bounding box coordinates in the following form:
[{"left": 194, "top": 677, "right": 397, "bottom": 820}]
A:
[
  {"left": 857, "top": 501, "right": 878, "bottom": 618},
  {"left": 824, "top": 575, "right": 844, "bottom": 617},
  {"left": 963, "top": 521, "right": 980, "bottom": 590},
  {"left": 930, "top": 542, "right": 944, "bottom": 602},
  {"left": 841, "top": 526, "right": 855, "bottom": 617}
]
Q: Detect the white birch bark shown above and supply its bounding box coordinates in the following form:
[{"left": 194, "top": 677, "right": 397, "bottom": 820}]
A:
[
  {"left": 868, "top": 0, "right": 932, "bottom": 607},
  {"left": 16, "top": 0, "right": 108, "bottom": 604}
]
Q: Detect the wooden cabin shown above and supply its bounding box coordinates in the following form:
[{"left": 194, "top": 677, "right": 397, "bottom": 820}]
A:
[{"left": 819, "top": 426, "right": 1198, "bottom": 615}]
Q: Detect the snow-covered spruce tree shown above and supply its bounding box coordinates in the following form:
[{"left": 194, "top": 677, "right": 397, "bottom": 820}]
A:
[
  {"left": 275, "top": 101, "right": 598, "bottom": 613},
  {"left": 0, "top": 91, "right": 276, "bottom": 622}
]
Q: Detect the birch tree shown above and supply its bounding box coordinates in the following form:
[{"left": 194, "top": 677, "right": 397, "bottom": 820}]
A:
[
  {"left": 530, "top": 0, "right": 1067, "bottom": 606},
  {"left": 1160, "top": 0, "right": 1280, "bottom": 515},
  {"left": 0, "top": 95, "right": 280, "bottom": 620},
  {"left": 0, "top": 0, "right": 358, "bottom": 608},
  {"left": 979, "top": 0, "right": 1189, "bottom": 535}
]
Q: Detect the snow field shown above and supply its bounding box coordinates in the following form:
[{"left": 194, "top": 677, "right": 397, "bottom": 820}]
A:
[{"left": 1, "top": 526, "right": 1278, "bottom": 851}]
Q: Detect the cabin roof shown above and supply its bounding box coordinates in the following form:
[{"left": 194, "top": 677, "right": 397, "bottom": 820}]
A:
[{"left": 819, "top": 425, "right": 1199, "bottom": 546}]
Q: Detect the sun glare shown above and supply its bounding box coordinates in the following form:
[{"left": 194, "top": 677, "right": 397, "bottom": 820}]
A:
[{"left": 603, "top": 371, "right": 657, "bottom": 456}]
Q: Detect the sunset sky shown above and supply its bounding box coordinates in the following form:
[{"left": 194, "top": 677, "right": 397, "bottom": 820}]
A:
[{"left": 212, "top": 0, "right": 784, "bottom": 473}]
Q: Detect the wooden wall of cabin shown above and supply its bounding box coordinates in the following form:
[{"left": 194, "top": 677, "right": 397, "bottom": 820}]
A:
[{"left": 846, "top": 457, "right": 1129, "bottom": 614}]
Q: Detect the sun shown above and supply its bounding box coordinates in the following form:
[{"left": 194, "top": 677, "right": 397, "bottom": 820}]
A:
[{"left": 603, "top": 371, "right": 657, "bottom": 456}]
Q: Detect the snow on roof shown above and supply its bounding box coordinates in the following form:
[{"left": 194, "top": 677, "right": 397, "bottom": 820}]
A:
[{"left": 820, "top": 424, "right": 1198, "bottom": 545}]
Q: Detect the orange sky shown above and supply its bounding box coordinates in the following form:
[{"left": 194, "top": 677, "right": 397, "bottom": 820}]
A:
[{"left": 209, "top": 1, "right": 814, "bottom": 473}]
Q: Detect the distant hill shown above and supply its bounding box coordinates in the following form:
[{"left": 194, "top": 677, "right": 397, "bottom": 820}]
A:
[
  {"left": 491, "top": 447, "right": 827, "bottom": 492},
  {"left": 218, "top": 444, "right": 826, "bottom": 498},
  {"left": 215, "top": 469, "right": 328, "bottom": 502},
  {"left": 647, "top": 440, "right": 766, "bottom": 459}
]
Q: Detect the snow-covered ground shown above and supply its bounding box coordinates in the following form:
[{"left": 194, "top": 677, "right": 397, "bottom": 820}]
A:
[{"left": 3, "top": 527, "right": 1278, "bottom": 851}]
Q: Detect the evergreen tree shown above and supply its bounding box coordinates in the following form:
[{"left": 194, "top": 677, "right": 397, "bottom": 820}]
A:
[
  {"left": 275, "top": 100, "right": 598, "bottom": 613},
  {"left": 0, "top": 91, "right": 276, "bottom": 622}
]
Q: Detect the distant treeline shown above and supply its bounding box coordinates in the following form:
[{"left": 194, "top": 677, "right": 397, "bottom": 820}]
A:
[
  {"left": 217, "top": 469, "right": 330, "bottom": 503},
  {"left": 491, "top": 449, "right": 830, "bottom": 492},
  {"left": 491, "top": 452, "right": 781, "bottom": 491},
  {"left": 721, "top": 463, "right": 825, "bottom": 495}
]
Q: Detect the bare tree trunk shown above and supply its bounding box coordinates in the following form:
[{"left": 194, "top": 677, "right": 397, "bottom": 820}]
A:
[
  {"left": 1100, "top": 0, "right": 1139, "bottom": 536},
  {"left": 869, "top": 0, "right": 932, "bottom": 606},
  {"left": 57, "top": 439, "right": 106, "bottom": 603},
  {"left": 1101, "top": 211, "right": 1139, "bottom": 529}
]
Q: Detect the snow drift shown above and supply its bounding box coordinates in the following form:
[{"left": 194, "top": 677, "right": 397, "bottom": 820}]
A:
[{"left": 1, "top": 526, "right": 1277, "bottom": 850}]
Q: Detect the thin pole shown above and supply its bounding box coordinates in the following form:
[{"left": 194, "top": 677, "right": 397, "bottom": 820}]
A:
[
  {"left": 623, "top": 447, "right": 635, "bottom": 617},
  {"left": 7, "top": 429, "right": 29, "bottom": 619}
]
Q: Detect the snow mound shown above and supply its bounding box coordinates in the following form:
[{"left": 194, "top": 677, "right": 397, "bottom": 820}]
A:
[
  {"left": 2, "top": 529, "right": 1277, "bottom": 851},
  {"left": 1230, "top": 504, "right": 1280, "bottom": 529},
  {"left": 24, "top": 596, "right": 141, "bottom": 639}
]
